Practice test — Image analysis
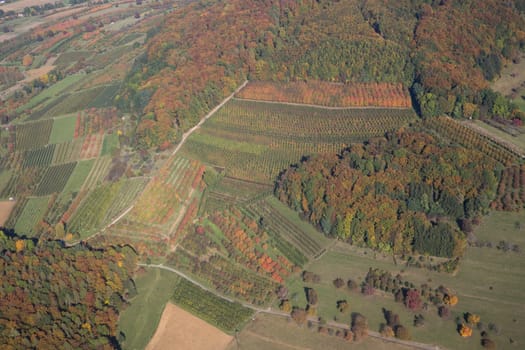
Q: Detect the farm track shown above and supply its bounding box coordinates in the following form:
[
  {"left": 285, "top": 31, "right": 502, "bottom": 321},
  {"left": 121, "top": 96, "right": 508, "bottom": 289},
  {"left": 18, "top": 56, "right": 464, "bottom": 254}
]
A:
[{"left": 171, "top": 80, "right": 249, "bottom": 157}]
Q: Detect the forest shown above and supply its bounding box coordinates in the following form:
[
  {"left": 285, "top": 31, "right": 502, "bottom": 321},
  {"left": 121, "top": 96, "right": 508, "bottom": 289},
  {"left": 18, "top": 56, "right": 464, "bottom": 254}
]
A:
[
  {"left": 276, "top": 129, "right": 501, "bottom": 257},
  {"left": 0, "top": 231, "right": 137, "bottom": 349}
]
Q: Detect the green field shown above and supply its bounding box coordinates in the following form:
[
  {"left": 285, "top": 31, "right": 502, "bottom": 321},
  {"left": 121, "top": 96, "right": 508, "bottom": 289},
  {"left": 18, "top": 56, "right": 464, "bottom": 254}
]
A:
[
  {"left": 118, "top": 268, "right": 180, "bottom": 350},
  {"left": 61, "top": 159, "right": 95, "bottom": 194},
  {"left": 181, "top": 99, "right": 416, "bottom": 183},
  {"left": 14, "top": 196, "right": 50, "bottom": 236},
  {"left": 101, "top": 132, "right": 120, "bottom": 156},
  {"left": 49, "top": 115, "right": 77, "bottom": 144},
  {"left": 283, "top": 221, "right": 525, "bottom": 350}
]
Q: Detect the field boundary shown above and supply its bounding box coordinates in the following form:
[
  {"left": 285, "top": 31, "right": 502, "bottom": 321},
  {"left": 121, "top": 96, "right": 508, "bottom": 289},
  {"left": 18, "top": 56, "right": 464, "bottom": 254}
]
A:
[{"left": 233, "top": 97, "right": 414, "bottom": 111}]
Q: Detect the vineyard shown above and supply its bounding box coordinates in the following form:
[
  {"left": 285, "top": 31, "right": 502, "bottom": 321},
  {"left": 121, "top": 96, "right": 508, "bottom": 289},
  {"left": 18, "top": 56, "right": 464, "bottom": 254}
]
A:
[
  {"left": 102, "top": 156, "right": 206, "bottom": 255},
  {"left": 23, "top": 145, "right": 56, "bottom": 168},
  {"left": 243, "top": 196, "right": 329, "bottom": 259},
  {"left": 35, "top": 162, "right": 76, "bottom": 196},
  {"left": 236, "top": 80, "right": 412, "bottom": 108},
  {"left": 14, "top": 119, "right": 53, "bottom": 151},
  {"left": 171, "top": 279, "right": 253, "bottom": 333},
  {"left": 182, "top": 99, "right": 416, "bottom": 182},
  {"left": 14, "top": 196, "right": 50, "bottom": 237},
  {"left": 492, "top": 164, "right": 525, "bottom": 211},
  {"left": 426, "top": 117, "right": 521, "bottom": 166},
  {"left": 51, "top": 138, "right": 83, "bottom": 165},
  {"left": 202, "top": 176, "right": 272, "bottom": 213}
]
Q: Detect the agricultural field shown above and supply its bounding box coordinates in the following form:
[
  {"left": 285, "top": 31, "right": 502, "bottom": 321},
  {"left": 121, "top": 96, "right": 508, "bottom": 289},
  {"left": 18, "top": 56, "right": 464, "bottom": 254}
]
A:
[
  {"left": 13, "top": 196, "right": 50, "bottom": 236},
  {"left": 146, "top": 303, "right": 233, "bottom": 350},
  {"left": 22, "top": 144, "right": 55, "bottom": 168},
  {"left": 171, "top": 278, "right": 254, "bottom": 334},
  {"left": 101, "top": 133, "right": 119, "bottom": 156},
  {"left": 236, "top": 81, "right": 412, "bottom": 108},
  {"left": 35, "top": 162, "right": 76, "bottom": 196},
  {"left": 14, "top": 119, "right": 53, "bottom": 151},
  {"left": 182, "top": 99, "right": 416, "bottom": 183},
  {"left": 201, "top": 173, "right": 272, "bottom": 214},
  {"left": 243, "top": 196, "right": 331, "bottom": 260},
  {"left": 426, "top": 117, "right": 521, "bottom": 165},
  {"left": 49, "top": 115, "right": 77, "bottom": 144},
  {"left": 81, "top": 155, "right": 112, "bottom": 190},
  {"left": 118, "top": 268, "right": 181, "bottom": 350},
  {"left": 0, "top": 200, "right": 16, "bottom": 226},
  {"left": 51, "top": 138, "right": 83, "bottom": 164}
]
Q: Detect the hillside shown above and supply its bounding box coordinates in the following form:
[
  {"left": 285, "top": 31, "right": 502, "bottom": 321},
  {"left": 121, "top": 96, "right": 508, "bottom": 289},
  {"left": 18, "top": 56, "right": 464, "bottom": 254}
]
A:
[
  {"left": 122, "top": 0, "right": 525, "bottom": 148},
  {"left": 1, "top": 1, "right": 525, "bottom": 350}
]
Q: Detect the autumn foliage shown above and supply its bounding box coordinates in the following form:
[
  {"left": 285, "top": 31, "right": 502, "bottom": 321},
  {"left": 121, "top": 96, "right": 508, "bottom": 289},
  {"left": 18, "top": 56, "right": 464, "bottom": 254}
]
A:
[
  {"left": 0, "top": 231, "right": 136, "bottom": 349},
  {"left": 236, "top": 81, "right": 412, "bottom": 108}
]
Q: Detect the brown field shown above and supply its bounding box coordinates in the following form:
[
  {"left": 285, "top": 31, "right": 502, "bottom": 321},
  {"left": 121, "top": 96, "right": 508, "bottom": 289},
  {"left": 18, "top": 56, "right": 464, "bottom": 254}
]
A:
[
  {"left": 0, "top": 200, "right": 16, "bottom": 226},
  {"left": 146, "top": 303, "right": 233, "bottom": 350}
]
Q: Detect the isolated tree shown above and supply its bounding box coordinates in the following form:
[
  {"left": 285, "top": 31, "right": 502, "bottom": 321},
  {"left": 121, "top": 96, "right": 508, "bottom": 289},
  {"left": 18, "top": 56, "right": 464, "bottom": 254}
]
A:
[
  {"left": 395, "top": 325, "right": 411, "bottom": 340},
  {"left": 333, "top": 278, "right": 345, "bottom": 288},
  {"left": 481, "top": 338, "right": 496, "bottom": 349},
  {"left": 347, "top": 279, "right": 359, "bottom": 291},
  {"left": 291, "top": 307, "right": 307, "bottom": 325},
  {"left": 459, "top": 324, "right": 473, "bottom": 337},
  {"left": 351, "top": 313, "right": 368, "bottom": 342},
  {"left": 404, "top": 289, "right": 422, "bottom": 310},
  {"left": 306, "top": 288, "right": 319, "bottom": 306},
  {"left": 337, "top": 300, "right": 349, "bottom": 313},
  {"left": 438, "top": 306, "right": 450, "bottom": 319},
  {"left": 380, "top": 324, "right": 395, "bottom": 338},
  {"left": 279, "top": 300, "right": 291, "bottom": 313},
  {"left": 276, "top": 285, "right": 288, "bottom": 300},
  {"left": 465, "top": 312, "right": 480, "bottom": 325}
]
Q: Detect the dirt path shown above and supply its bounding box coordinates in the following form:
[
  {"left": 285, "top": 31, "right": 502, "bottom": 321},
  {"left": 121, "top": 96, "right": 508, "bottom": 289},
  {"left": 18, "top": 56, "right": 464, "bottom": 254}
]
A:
[
  {"left": 171, "top": 80, "right": 248, "bottom": 156},
  {"left": 242, "top": 330, "right": 312, "bottom": 350},
  {"left": 233, "top": 97, "right": 413, "bottom": 110}
]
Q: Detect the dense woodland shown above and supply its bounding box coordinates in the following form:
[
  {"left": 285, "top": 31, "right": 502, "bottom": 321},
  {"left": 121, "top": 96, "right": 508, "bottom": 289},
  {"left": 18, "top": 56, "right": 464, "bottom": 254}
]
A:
[
  {"left": 0, "top": 232, "right": 137, "bottom": 349},
  {"left": 120, "top": 0, "right": 525, "bottom": 149},
  {"left": 276, "top": 129, "right": 502, "bottom": 257}
]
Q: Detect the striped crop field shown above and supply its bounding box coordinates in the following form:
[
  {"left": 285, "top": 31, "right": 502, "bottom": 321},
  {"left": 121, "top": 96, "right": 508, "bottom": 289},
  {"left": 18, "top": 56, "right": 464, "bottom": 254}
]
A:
[
  {"left": 15, "top": 119, "right": 53, "bottom": 151},
  {"left": 35, "top": 162, "right": 77, "bottom": 196},
  {"left": 181, "top": 99, "right": 416, "bottom": 183}
]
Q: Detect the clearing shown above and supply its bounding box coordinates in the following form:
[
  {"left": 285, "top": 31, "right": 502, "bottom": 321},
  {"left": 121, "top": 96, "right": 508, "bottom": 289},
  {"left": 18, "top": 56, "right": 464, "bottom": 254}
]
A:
[
  {"left": 0, "top": 200, "right": 16, "bottom": 226},
  {"left": 146, "top": 303, "right": 233, "bottom": 350}
]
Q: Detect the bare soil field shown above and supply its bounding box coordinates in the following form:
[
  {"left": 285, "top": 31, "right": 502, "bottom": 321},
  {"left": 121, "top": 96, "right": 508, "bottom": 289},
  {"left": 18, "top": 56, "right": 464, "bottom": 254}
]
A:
[
  {"left": 146, "top": 303, "right": 233, "bottom": 350},
  {"left": 0, "top": 200, "right": 16, "bottom": 226}
]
